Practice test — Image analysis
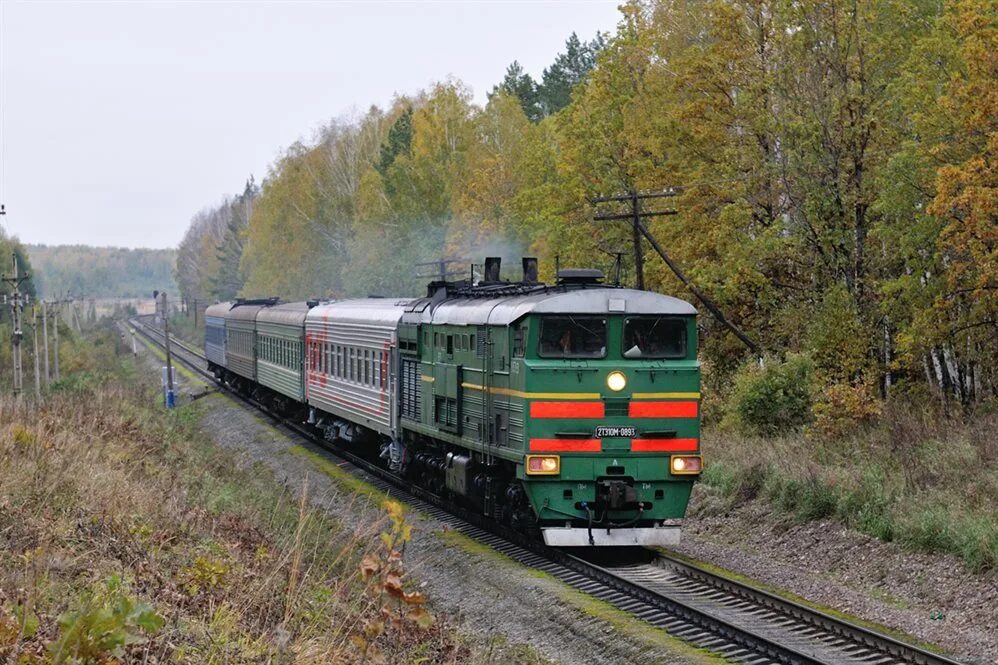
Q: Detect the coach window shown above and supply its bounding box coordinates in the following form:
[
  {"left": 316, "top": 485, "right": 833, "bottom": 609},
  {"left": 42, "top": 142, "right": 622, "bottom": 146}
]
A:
[{"left": 446, "top": 335, "right": 453, "bottom": 355}]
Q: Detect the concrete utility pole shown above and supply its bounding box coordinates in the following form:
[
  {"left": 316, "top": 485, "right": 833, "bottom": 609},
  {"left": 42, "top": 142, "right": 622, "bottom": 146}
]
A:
[
  {"left": 161, "top": 291, "right": 175, "bottom": 408},
  {"left": 32, "top": 306, "right": 41, "bottom": 398},
  {"left": 591, "top": 188, "right": 762, "bottom": 357},
  {"left": 41, "top": 300, "right": 50, "bottom": 387},
  {"left": 2, "top": 252, "right": 30, "bottom": 397},
  {"left": 53, "top": 300, "right": 61, "bottom": 382},
  {"left": 591, "top": 189, "right": 679, "bottom": 292}
]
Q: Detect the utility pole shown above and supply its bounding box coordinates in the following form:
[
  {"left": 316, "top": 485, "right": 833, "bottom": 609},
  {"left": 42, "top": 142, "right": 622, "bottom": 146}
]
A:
[
  {"left": 53, "top": 300, "right": 61, "bottom": 382},
  {"left": 32, "top": 306, "right": 41, "bottom": 398},
  {"left": 161, "top": 291, "right": 175, "bottom": 408},
  {"left": 592, "top": 190, "right": 678, "bottom": 291},
  {"left": 591, "top": 188, "right": 762, "bottom": 357},
  {"left": 41, "top": 300, "right": 50, "bottom": 387},
  {"left": 2, "top": 252, "right": 30, "bottom": 397}
]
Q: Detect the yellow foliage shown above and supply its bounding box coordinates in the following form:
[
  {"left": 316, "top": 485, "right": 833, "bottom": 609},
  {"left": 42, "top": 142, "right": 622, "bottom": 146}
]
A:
[{"left": 811, "top": 383, "right": 884, "bottom": 439}]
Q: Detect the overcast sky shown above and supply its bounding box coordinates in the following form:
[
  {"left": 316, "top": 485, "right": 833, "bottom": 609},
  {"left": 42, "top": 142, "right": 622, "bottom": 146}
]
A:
[{"left": 0, "top": 0, "right": 621, "bottom": 249}]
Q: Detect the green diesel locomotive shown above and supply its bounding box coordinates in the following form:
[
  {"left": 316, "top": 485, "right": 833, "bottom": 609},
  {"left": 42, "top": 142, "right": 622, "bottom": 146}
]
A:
[{"left": 206, "top": 258, "right": 702, "bottom": 547}]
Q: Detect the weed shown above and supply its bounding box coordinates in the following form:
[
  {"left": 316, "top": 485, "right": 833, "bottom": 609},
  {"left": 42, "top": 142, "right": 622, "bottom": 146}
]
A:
[{"left": 47, "top": 575, "right": 164, "bottom": 664}]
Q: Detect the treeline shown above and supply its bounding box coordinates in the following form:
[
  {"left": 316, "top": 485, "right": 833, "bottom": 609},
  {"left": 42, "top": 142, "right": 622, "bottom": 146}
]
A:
[
  {"left": 27, "top": 245, "right": 176, "bottom": 299},
  {"left": 176, "top": 0, "right": 996, "bottom": 413}
]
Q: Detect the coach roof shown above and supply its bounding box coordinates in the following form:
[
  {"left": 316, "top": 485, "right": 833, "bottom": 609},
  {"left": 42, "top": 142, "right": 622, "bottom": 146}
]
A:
[
  {"left": 205, "top": 302, "right": 233, "bottom": 319},
  {"left": 307, "top": 298, "right": 418, "bottom": 328},
  {"left": 256, "top": 301, "right": 318, "bottom": 327},
  {"left": 226, "top": 302, "right": 273, "bottom": 322}
]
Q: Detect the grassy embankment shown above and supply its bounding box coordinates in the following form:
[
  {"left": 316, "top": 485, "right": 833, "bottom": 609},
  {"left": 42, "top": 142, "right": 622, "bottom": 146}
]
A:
[
  {"left": 696, "top": 410, "right": 997, "bottom": 572},
  {"left": 0, "top": 322, "right": 544, "bottom": 664}
]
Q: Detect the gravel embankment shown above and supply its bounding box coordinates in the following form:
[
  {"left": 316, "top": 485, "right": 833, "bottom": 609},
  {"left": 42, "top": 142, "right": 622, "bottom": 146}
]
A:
[{"left": 678, "top": 488, "right": 998, "bottom": 664}]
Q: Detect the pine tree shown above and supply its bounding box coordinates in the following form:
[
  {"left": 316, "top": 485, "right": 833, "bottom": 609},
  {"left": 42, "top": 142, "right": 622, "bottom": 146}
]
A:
[{"left": 490, "top": 61, "right": 541, "bottom": 121}]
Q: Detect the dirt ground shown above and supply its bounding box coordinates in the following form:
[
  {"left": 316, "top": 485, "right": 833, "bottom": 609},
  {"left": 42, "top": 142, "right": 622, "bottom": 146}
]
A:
[{"left": 133, "top": 329, "right": 993, "bottom": 665}]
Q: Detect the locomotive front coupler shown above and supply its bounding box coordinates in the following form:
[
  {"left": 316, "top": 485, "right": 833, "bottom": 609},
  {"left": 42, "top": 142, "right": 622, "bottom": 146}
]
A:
[{"left": 596, "top": 477, "right": 638, "bottom": 510}]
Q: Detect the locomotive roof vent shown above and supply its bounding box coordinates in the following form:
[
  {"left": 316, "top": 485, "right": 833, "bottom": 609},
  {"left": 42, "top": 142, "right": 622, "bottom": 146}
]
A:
[
  {"left": 522, "top": 257, "right": 539, "bottom": 284},
  {"left": 556, "top": 268, "right": 604, "bottom": 285},
  {"left": 234, "top": 296, "right": 281, "bottom": 307},
  {"left": 483, "top": 256, "right": 502, "bottom": 284}
]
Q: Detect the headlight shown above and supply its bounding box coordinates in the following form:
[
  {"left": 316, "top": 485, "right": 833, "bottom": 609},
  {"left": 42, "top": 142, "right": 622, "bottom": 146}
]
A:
[
  {"left": 526, "top": 455, "right": 560, "bottom": 475},
  {"left": 670, "top": 455, "right": 702, "bottom": 475},
  {"left": 606, "top": 370, "right": 627, "bottom": 392}
]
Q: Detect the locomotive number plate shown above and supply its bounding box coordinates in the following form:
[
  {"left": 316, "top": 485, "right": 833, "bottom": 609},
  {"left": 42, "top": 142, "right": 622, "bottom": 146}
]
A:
[{"left": 595, "top": 425, "right": 637, "bottom": 438}]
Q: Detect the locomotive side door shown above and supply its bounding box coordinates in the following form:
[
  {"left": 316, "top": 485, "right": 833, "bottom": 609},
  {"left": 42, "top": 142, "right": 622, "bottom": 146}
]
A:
[{"left": 432, "top": 330, "right": 462, "bottom": 436}]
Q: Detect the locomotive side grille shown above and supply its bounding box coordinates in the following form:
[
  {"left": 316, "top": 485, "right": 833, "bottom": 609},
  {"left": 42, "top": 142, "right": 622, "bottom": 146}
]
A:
[
  {"left": 400, "top": 356, "right": 421, "bottom": 421},
  {"left": 476, "top": 326, "right": 487, "bottom": 358}
]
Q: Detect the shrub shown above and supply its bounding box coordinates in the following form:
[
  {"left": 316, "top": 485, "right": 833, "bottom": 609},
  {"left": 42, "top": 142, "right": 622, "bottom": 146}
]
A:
[
  {"left": 729, "top": 355, "right": 814, "bottom": 436},
  {"left": 811, "top": 382, "right": 883, "bottom": 438}
]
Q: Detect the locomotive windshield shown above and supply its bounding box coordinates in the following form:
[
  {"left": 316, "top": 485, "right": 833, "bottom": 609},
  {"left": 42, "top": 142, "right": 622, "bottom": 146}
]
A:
[
  {"left": 622, "top": 316, "right": 687, "bottom": 359},
  {"left": 538, "top": 316, "right": 607, "bottom": 358}
]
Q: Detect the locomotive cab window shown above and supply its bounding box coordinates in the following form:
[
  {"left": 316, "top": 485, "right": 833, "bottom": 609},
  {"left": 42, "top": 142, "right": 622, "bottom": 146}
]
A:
[
  {"left": 622, "top": 316, "right": 687, "bottom": 359},
  {"left": 538, "top": 317, "right": 607, "bottom": 359}
]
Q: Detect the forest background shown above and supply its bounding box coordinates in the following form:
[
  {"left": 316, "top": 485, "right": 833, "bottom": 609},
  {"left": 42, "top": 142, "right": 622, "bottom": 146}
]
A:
[{"left": 174, "top": 0, "right": 995, "bottom": 425}]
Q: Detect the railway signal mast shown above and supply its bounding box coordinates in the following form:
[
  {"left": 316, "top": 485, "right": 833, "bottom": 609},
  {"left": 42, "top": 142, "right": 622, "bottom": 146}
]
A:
[
  {"left": 2, "top": 250, "right": 30, "bottom": 397},
  {"left": 160, "top": 291, "right": 175, "bottom": 408}
]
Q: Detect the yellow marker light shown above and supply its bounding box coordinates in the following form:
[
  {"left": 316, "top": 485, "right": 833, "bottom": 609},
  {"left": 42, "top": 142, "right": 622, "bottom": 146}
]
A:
[
  {"left": 670, "top": 455, "right": 703, "bottom": 475},
  {"left": 606, "top": 370, "right": 627, "bottom": 392},
  {"left": 526, "top": 455, "right": 561, "bottom": 475}
]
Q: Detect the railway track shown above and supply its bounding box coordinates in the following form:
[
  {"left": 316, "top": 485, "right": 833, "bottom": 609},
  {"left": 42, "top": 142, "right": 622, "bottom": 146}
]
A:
[{"left": 127, "top": 316, "right": 966, "bottom": 665}]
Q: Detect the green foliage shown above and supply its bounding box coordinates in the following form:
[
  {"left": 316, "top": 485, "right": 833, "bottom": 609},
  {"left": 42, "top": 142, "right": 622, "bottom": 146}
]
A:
[
  {"left": 48, "top": 575, "right": 164, "bottom": 664},
  {"left": 491, "top": 33, "right": 605, "bottom": 122},
  {"left": 376, "top": 106, "right": 413, "bottom": 176},
  {"left": 491, "top": 61, "right": 541, "bottom": 121},
  {"left": 729, "top": 356, "right": 814, "bottom": 436}
]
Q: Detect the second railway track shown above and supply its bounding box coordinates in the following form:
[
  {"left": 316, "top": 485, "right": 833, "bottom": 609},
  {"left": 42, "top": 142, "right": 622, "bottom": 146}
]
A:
[{"left": 128, "top": 316, "right": 967, "bottom": 665}]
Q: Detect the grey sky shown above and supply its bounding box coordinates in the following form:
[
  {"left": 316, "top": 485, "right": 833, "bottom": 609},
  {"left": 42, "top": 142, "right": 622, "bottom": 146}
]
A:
[{"left": 0, "top": 0, "right": 621, "bottom": 249}]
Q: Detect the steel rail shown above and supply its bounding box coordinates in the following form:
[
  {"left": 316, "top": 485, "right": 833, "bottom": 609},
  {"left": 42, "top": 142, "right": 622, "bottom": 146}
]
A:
[{"left": 128, "top": 317, "right": 965, "bottom": 665}]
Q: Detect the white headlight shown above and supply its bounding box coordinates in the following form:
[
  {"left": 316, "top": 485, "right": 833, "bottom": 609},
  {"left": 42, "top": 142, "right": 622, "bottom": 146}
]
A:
[{"left": 606, "top": 370, "right": 627, "bottom": 392}]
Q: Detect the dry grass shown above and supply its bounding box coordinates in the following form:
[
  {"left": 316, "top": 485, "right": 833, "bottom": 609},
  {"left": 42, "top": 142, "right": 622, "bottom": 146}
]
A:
[
  {"left": 697, "top": 405, "right": 998, "bottom": 572},
  {"left": 0, "top": 324, "right": 486, "bottom": 664}
]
